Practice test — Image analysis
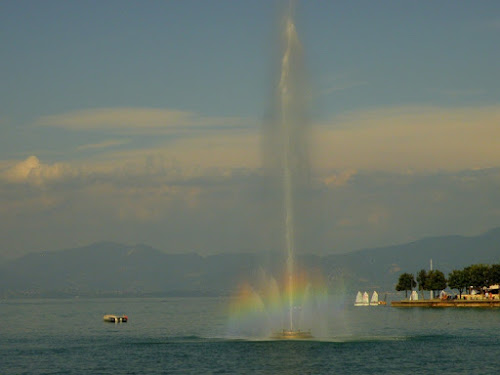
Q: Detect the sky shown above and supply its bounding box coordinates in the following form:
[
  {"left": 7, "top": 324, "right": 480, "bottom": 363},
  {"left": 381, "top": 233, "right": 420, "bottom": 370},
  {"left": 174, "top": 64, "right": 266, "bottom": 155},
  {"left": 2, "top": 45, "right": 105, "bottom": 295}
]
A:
[{"left": 1, "top": 1, "right": 500, "bottom": 258}]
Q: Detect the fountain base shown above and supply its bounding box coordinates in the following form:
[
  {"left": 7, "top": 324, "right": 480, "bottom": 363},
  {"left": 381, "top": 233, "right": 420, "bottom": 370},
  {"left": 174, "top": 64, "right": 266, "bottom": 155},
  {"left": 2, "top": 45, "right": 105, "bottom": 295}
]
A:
[{"left": 270, "top": 329, "right": 313, "bottom": 340}]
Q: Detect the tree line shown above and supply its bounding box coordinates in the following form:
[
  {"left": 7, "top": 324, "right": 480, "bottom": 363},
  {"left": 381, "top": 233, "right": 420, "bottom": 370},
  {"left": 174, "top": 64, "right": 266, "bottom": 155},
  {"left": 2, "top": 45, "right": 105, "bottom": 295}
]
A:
[{"left": 395, "top": 263, "right": 500, "bottom": 298}]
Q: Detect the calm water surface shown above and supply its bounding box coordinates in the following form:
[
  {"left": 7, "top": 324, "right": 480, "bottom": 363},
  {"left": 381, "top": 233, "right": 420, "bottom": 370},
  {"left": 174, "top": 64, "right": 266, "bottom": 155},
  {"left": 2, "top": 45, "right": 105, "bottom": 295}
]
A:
[{"left": 1, "top": 297, "right": 500, "bottom": 374}]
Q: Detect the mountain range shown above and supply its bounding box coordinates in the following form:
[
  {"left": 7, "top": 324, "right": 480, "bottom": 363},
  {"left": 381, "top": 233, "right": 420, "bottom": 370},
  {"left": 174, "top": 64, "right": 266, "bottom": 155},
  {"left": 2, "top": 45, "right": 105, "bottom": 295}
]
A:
[{"left": 1, "top": 228, "right": 499, "bottom": 298}]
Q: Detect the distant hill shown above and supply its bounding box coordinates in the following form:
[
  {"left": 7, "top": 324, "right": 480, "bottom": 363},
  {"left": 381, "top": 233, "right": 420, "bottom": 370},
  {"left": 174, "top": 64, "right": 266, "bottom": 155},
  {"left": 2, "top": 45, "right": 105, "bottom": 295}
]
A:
[
  {"left": 1, "top": 228, "right": 499, "bottom": 298},
  {"left": 322, "top": 227, "right": 500, "bottom": 292}
]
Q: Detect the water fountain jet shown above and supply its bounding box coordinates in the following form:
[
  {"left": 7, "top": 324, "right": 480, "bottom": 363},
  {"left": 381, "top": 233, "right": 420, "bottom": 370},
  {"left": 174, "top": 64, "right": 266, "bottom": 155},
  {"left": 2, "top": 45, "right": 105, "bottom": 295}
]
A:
[
  {"left": 271, "top": 3, "right": 311, "bottom": 339},
  {"left": 227, "top": 3, "right": 323, "bottom": 340}
]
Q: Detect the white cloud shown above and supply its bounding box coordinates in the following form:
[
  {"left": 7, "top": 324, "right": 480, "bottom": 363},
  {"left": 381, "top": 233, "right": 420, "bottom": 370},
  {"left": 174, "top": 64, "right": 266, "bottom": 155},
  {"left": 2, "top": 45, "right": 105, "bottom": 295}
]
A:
[{"left": 2, "top": 156, "right": 73, "bottom": 186}]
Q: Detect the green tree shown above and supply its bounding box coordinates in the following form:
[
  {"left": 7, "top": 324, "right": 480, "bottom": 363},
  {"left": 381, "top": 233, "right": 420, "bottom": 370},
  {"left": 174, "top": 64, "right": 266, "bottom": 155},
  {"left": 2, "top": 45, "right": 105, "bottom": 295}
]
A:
[
  {"left": 465, "top": 264, "right": 490, "bottom": 293},
  {"left": 427, "top": 270, "right": 447, "bottom": 297},
  {"left": 396, "top": 273, "right": 416, "bottom": 298},
  {"left": 416, "top": 269, "right": 428, "bottom": 299},
  {"left": 448, "top": 269, "right": 467, "bottom": 298},
  {"left": 488, "top": 264, "right": 500, "bottom": 286},
  {"left": 463, "top": 266, "right": 473, "bottom": 294}
]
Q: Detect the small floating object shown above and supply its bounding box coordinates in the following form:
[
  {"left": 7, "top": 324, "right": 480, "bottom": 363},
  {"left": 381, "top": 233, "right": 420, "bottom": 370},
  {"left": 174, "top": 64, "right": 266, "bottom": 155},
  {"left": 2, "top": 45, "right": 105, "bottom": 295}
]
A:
[
  {"left": 270, "top": 329, "right": 313, "bottom": 340},
  {"left": 103, "top": 314, "right": 128, "bottom": 323}
]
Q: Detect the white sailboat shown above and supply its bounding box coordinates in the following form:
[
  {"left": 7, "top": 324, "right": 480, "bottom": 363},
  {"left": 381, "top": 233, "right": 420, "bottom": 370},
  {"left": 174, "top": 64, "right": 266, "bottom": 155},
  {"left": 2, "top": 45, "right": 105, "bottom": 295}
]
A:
[
  {"left": 354, "top": 291, "right": 364, "bottom": 306},
  {"left": 362, "top": 291, "right": 370, "bottom": 306},
  {"left": 355, "top": 291, "right": 376, "bottom": 306}
]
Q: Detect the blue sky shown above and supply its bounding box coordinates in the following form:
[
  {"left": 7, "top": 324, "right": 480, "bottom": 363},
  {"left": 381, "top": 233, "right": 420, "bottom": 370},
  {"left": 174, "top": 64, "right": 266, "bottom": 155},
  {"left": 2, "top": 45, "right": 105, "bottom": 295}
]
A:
[{"left": 1, "top": 1, "right": 500, "bottom": 257}]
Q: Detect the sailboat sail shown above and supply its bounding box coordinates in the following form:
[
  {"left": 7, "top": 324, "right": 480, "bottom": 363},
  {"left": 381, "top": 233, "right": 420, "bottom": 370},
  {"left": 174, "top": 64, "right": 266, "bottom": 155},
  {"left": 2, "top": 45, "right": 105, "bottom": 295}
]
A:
[
  {"left": 362, "top": 292, "right": 369, "bottom": 306},
  {"left": 354, "top": 291, "right": 364, "bottom": 306},
  {"left": 355, "top": 291, "right": 378, "bottom": 306}
]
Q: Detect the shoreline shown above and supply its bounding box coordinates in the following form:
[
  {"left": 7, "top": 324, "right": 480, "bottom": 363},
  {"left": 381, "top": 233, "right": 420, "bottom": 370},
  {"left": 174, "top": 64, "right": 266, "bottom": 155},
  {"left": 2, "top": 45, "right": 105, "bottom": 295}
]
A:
[{"left": 391, "top": 299, "right": 500, "bottom": 308}]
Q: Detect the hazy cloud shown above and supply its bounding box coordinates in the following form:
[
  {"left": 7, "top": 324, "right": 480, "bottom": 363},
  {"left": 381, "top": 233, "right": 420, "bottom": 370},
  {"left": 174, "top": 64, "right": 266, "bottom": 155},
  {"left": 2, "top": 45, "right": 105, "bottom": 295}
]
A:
[
  {"left": 0, "top": 153, "right": 258, "bottom": 216},
  {"left": 30, "top": 105, "right": 500, "bottom": 174},
  {"left": 76, "top": 139, "right": 131, "bottom": 151},
  {"left": 1, "top": 153, "right": 500, "bottom": 258},
  {"left": 313, "top": 105, "right": 500, "bottom": 172},
  {"left": 2, "top": 104, "right": 500, "bottom": 257},
  {"left": 322, "top": 169, "right": 357, "bottom": 187},
  {"left": 35, "top": 108, "right": 252, "bottom": 134}
]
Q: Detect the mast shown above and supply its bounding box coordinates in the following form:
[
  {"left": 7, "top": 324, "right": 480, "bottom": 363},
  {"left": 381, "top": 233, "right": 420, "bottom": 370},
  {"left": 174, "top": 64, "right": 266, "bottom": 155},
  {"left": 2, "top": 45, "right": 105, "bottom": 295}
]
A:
[{"left": 430, "top": 259, "right": 433, "bottom": 299}]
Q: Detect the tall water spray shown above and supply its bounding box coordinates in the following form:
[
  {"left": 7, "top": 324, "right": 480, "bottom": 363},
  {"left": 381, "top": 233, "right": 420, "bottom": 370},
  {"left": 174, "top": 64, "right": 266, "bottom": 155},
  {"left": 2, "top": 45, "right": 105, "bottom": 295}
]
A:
[
  {"left": 228, "top": 4, "right": 316, "bottom": 339},
  {"left": 275, "top": 5, "right": 309, "bottom": 332}
]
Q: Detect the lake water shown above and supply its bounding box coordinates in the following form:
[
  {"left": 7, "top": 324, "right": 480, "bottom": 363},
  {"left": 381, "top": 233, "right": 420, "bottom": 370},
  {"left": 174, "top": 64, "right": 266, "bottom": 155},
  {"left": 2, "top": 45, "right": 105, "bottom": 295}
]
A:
[{"left": 1, "top": 297, "right": 500, "bottom": 374}]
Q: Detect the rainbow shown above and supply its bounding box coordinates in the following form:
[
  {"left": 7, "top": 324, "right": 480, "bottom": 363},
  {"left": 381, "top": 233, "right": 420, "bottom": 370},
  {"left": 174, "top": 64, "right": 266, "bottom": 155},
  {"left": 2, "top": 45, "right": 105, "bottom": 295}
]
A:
[{"left": 227, "top": 267, "right": 329, "bottom": 337}]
